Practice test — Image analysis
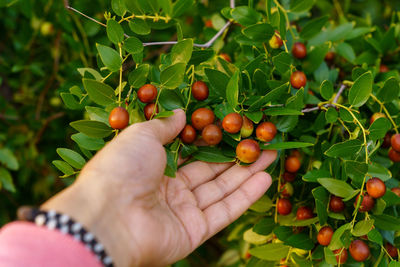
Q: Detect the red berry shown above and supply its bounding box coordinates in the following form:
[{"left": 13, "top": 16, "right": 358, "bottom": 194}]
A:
[
  {"left": 329, "top": 195, "right": 345, "bottom": 213},
  {"left": 269, "top": 32, "right": 283, "bottom": 49},
  {"left": 202, "top": 124, "right": 222, "bottom": 145},
  {"left": 290, "top": 71, "right": 307, "bottom": 89},
  {"left": 191, "top": 108, "right": 215, "bottom": 130},
  {"left": 349, "top": 240, "right": 370, "bottom": 262},
  {"left": 277, "top": 198, "right": 292, "bottom": 215},
  {"left": 366, "top": 177, "right": 386, "bottom": 198},
  {"left": 382, "top": 133, "right": 392, "bottom": 148},
  {"left": 354, "top": 193, "right": 375, "bottom": 212},
  {"left": 292, "top": 42, "right": 307, "bottom": 59},
  {"left": 205, "top": 19, "right": 213, "bottom": 28},
  {"left": 240, "top": 116, "right": 254, "bottom": 138},
  {"left": 283, "top": 172, "right": 296, "bottom": 182},
  {"left": 317, "top": 226, "right": 334, "bottom": 246},
  {"left": 144, "top": 103, "right": 159, "bottom": 120},
  {"left": 137, "top": 84, "right": 157, "bottom": 103},
  {"left": 385, "top": 242, "right": 398, "bottom": 258},
  {"left": 325, "top": 51, "right": 335, "bottom": 61},
  {"left": 219, "top": 53, "right": 232, "bottom": 62},
  {"left": 236, "top": 139, "right": 261, "bottom": 164},
  {"left": 333, "top": 248, "right": 348, "bottom": 264},
  {"left": 391, "top": 187, "right": 400, "bottom": 197},
  {"left": 389, "top": 148, "right": 400, "bottom": 162},
  {"left": 256, "top": 122, "right": 277, "bottom": 142},
  {"left": 192, "top": 81, "right": 209, "bottom": 101},
  {"left": 280, "top": 183, "right": 294, "bottom": 198},
  {"left": 380, "top": 64, "right": 389, "bottom": 73},
  {"left": 222, "top": 113, "right": 243, "bottom": 134},
  {"left": 180, "top": 125, "right": 197, "bottom": 144},
  {"left": 108, "top": 107, "right": 129, "bottom": 129},
  {"left": 296, "top": 206, "right": 314, "bottom": 220},
  {"left": 391, "top": 134, "right": 400, "bottom": 152},
  {"left": 285, "top": 156, "right": 301, "bottom": 173},
  {"left": 370, "top": 112, "right": 386, "bottom": 125}
]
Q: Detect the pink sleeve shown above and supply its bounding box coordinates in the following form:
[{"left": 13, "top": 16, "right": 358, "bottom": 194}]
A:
[{"left": 0, "top": 221, "right": 103, "bottom": 267}]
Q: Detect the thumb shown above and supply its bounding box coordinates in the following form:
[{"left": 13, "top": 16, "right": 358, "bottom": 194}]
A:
[{"left": 128, "top": 109, "right": 186, "bottom": 145}]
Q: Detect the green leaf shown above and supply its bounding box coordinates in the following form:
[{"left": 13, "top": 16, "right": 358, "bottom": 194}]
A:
[
  {"left": 249, "top": 195, "right": 273, "bottom": 213},
  {"left": 328, "top": 223, "right": 351, "bottom": 250},
  {"left": 188, "top": 49, "right": 215, "bottom": 65},
  {"left": 324, "top": 247, "right": 338, "bottom": 265},
  {"left": 226, "top": 70, "right": 240, "bottom": 110},
  {"left": 317, "top": 178, "right": 357, "bottom": 199},
  {"left": 367, "top": 229, "right": 383, "bottom": 245},
  {"left": 300, "top": 16, "right": 329, "bottom": 40},
  {"left": 61, "top": 93, "right": 84, "bottom": 110},
  {"left": 260, "top": 142, "right": 313, "bottom": 150},
  {"left": 313, "top": 186, "right": 329, "bottom": 225},
  {"left": 172, "top": 0, "right": 193, "bottom": 17},
  {"left": 368, "top": 162, "right": 391, "bottom": 181},
  {"left": 320, "top": 80, "right": 334, "bottom": 100},
  {"left": 96, "top": 44, "right": 122, "bottom": 72},
  {"left": 289, "top": 0, "right": 314, "bottom": 13},
  {"left": 303, "top": 169, "right": 331, "bottom": 183},
  {"left": 77, "top": 68, "right": 103, "bottom": 81},
  {"left": 352, "top": 219, "right": 374, "bottom": 237},
  {"left": 0, "top": 167, "right": 15, "bottom": 192},
  {"left": 325, "top": 108, "right": 338, "bottom": 123},
  {"left": 344, "top": 160, "right": 368, "bottom": 181},
  {"left": 123, "top": 37, "right": 143, "bottom": 54},
  {"left": 253, "top": 218, "right": 276, "bottom": 235},
  {"left": 154, "top": 111, "right": 174, "bottom": 119},
  {"left": 128, "top": 64, "right": 150, "bottom": 88},
  {"left": 111, "top": 0, "right": 127, "bottom": 16},
  {"left": 324, "top": 139, "right": 363, "bottom": 158},
  {"left": 348, "top": 71, "right": 373, "bottom": 107},
  {"left": 128, "top": 19, "right": 151, "bottom": 35},
  {"left": 369, "top": 117, "right": 391, "bottom": 141},
  {"left": 336, "top": 42, "right": 355, "bottom": 63},
  {"left": 70, "top": 120, "right": 113, "bottom": 138},
  {"left": 171, "top": 39, "right": 193, "bottom": 64},
  {"left": 159, "top": 89, "right": 184, "bottom": 110},
  {"left": 264, "top": 107, "right": 303, "bottom": 116},
  {"left": 249, "top": 243, "right": 290, "bottom": 261},
  {"left": 160, "top": 63, "right": 186, "bottom": 89},
  {"left": 71, "top": 133, "right": 105, "bottom": 151},
  {"left": 249, "top": 83, "right": 289, "bottom": 111},
  {"left": 302, "top": 43, "right": 329, "bottom": 74},
  {"left": 107, "top": 19, "right": 124, "bottom": 44},
  {"left": 0, "top": 148, "right": 19, "bottom": 170},
  {"left": 164, "top": 148, "right": 177, "bottom": 178},
  {"left": 83, "top": 79, "right": 116, "bottom": 106},
  {"left": 231, "top": 6, "right": 262, "bottom": 26},
  {"left": 56, "top": 148, "right": 86, "bottom": 169},
  {"left": 85, "top": 106, "right": 109, "bottom": 125},
  {"left": 283, "top": 217, "right": 319, "bottom": 227},
  {"left": 204, "top": 68, "right": 229, "bottom": 98},
  {"left": 377, "top": 77, "right": 400, "bottom": 103},
  {"left": 52, "top": 160, "right": 75, "bottom": 176},
  {"left": 285, "top": 233, "right": 314, "bottom": 250},
  {"left": 371, "top": 214, "right": 400, "bottom": 230},
  {"left": 242, "top": 23, "right": 274, "bottom": 41},
  {"left": 193, "top": 147, "right": 235, "bottom": 163},
  {"left": 272, "top": 52, "right": 292, "bottom": 74}
]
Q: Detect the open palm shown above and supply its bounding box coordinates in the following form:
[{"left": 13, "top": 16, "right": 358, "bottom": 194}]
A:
[{"left": 44, "top": 110, "right": 276, "bottom": 267}]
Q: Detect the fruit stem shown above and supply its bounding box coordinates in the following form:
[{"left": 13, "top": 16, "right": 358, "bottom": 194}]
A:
[
  {"left": 118, "top": 43, "right": 123, "bottom": 106},
  {"left": 370, "top": 94, "right": 399, "bottom": 134},
  {"left": 273, "top": 0, "right": 296, "bottom": 40},
  {"left": 184, "top": 65, "right": 195, "bottom": 112}
]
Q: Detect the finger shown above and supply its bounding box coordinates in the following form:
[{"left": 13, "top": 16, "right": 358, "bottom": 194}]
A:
[
  {"left": 203, "top": 171, "right": 272, "bottom": 240},
  {"left": 194, "top": 150, "right": 277, "bottom": 210},
  {"left": 177, "top": 161, "right": 234, "bottom": 190},
  {"left": 127, "top": 109, "right": 186, "bottom": 145}
]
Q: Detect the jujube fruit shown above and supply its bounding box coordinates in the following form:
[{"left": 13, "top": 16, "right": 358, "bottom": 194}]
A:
[
  {"left": 222, "top": 113, "right": 243, "bottom": 134},
  {"left": 191, "top": 108, "right": 215, "bottom": 130},
  {"left": 380, "top": 64, "right": 389, "bottom": 73},
  {"left": 391, "top": 187, "right": 400, "bottom": 197},
  {"left": 354, "top": 193, "right": 375, "bottom": 212},
  {"left": 240, "top": 116, "right": 254, "bottom": 138},
  {"left": 366, "top": 177, "right": 386, "bottom": 198},
  {"left": 317, "top": 226, "right": 334, "bottom": 246},
  {"left": 180, "top": 125, "right": 197, "bottom": 144},
  {"left": 109, "top": 107, "right": 129, "bottom": 130},
  {"left": 269, "top": 32, "right": 283, "bottom": 49},
  {"left": 285, "top": 156, "right": 301, "bottom": 173},
  {"left": 144, "top": 103, "right": 159, "bottom": 120},
  {"left": 349, "top": 240, "right": 370, "bottom": 262},
  {"left": 205, "top": 19, "right": 213, "bottom": 28},
  {"left": 370, "top": 112, "right": 386, "bottom": 125},
  {"left": 382, "top": 132, "right": 391, "bottom": 148},
  {"left": 236, "top": 139, "right": 261, "bottom": 164},
  {"left": 256, "top": 122, "right": 277, "bottom": 142},
  {"left": 385, "top": 242, "right": 398, "bottom": 258},
  {"left": 290, "top": 71, "right": 307, "bottom": 89},
  {"left": 277, "top": 198, "right": 292, "bottom": 215},
  {"left": 283, "top": 171, "right": 296, "bottom": 182},
  {"left": 329, "top": 195, "right": 345, "bottom": 213},
  {"left": 202, "top": 124, "right": 222, "bottom": 145},
  {"left": 334, "top": 248, "right": 348, "bottom": 264},
  {"left": 137, "top": 84, "right": 157, "bottom": 103},
  {"left": 220, "top": 53, "right": 232, "bottom": 62},
  {"left": 280, "top": 183, "right": 294, "bottom": 198},
  {"left": 389, "top": 148, "right": 400, "bottom": 162},
  {"left": 325, "top": 51, "right": 335, "bottom": 61},
  {"left": 292, "top": 42, "right": 307, "bottom": 59},
  {"left": 391, "top": 134, "right": 400, "bottom": 152},
  {"left": 192, "top": 81, "right": 209, "bottom": 101},
  {"left": 296, "top": 206, "right": 314, "bottom": 220}
]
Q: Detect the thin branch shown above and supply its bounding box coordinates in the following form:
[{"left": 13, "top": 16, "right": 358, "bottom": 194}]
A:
[
  {"left": 34, "top": 112, "right": 66, "bottom": 145},
  {"left": 302, "top": 84, "right": 346, "bottom": 113},
  {"left": 333, "top": 84, "right": 346, "bottom": 104},
  {"left": 66, "top": 6, "right": 106, "bottom": 27},
  {"left": 301, "top": 106, "right": 321, "bottom": 113},
  {"left": 230, "top": 0, "right": 235, "bottom": 8}
]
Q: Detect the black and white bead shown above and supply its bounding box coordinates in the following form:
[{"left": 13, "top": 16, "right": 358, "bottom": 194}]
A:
[{"left": 30, "top": 209, "right": 113, "bottom": 267}]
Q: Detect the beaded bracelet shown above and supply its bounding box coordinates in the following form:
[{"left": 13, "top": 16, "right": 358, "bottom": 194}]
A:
[{"left": 28, "top": 208, "right": 114, "bottom": 267}]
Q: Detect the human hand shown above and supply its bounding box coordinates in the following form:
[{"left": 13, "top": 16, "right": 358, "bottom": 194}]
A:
[{"left": 42, "top": 110, "right": 277, "bottom": 267}]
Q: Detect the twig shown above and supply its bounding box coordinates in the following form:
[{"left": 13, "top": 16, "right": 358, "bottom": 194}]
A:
[
  {"left": 65, "top": 0, "right": 235, "bottom": 49},
  {"left": 333, "top": 84, "right": 346, "bottom": 104},
  {"left": 302, "top": 84, "right": 346, "bottom": 113},
  {"left": 34, "top": 112, "right": 65, "bottom": 145}
]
